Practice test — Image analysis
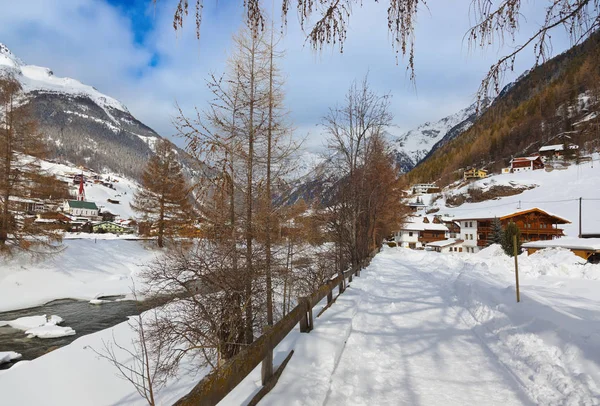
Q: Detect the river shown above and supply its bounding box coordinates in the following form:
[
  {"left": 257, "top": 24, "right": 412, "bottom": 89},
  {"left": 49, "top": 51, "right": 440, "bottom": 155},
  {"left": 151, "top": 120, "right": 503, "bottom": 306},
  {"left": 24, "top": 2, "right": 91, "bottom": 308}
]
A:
[{"left": 0, "top": 297, "right": 141, "bottom": 370}]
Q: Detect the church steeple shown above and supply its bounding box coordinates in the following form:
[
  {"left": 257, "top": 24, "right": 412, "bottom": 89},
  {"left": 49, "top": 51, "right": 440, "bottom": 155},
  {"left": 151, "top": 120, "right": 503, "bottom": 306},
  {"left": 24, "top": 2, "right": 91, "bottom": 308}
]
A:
[{"left": 77, "top": 175, "right": 85, "bottom": 201}]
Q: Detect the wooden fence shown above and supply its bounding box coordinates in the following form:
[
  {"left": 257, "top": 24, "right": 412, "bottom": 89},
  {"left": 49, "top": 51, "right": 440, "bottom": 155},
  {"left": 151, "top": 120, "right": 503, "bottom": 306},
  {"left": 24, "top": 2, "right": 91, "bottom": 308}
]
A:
[{"left": 174, "top": 250, "right": 378, "bottom": 406}]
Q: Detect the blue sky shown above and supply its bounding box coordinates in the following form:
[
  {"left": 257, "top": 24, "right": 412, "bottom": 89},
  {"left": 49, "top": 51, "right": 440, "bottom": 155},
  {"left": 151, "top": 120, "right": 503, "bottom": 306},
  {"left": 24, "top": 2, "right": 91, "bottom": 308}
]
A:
[{"left": 0, "top": 0, "right": 573, "bottom": 151}]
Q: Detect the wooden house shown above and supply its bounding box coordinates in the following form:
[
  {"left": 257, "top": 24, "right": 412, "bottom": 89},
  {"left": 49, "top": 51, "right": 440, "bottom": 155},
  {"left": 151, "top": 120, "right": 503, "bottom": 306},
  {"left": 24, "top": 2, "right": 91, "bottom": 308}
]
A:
[
  {"left": 395, "top": 216, "right": 448, "bottom": 249},
  {"left": 510, "top": 156, "right": 544, "bottom": 172},
  {"left": 463, "top": 168, "right": 488, "bottom": 180},
  {"left": 454, "top": 208, "right": 570, "bottom": 253}
]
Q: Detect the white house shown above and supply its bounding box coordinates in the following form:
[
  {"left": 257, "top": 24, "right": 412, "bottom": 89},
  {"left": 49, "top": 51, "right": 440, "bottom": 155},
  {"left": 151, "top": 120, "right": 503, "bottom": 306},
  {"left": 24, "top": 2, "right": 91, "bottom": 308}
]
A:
[
  {"left": 411, "top": 183, "right": 439, "bottom": 195},
  {"left": 395, "top": 217, "right": 449, "bottom": 249},
  {"left": 456, "top": 219, "right": 480, "bottom": 253},
  {"left": 63, "top": 200, "right": 100, "bottom": 220},
  {"left": 426, "top": 238, "right": 464, "bottom": 253}
]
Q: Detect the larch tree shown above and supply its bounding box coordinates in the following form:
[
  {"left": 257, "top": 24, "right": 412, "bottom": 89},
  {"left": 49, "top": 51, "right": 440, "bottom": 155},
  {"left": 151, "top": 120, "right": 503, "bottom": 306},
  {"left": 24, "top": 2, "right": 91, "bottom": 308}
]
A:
[
  {"left": 130, "top": 138, "right": 192, "bottom": 248},
  {"left": 158, "top": 0, "right": 600, "bottom": 102},
  {"left": 0, "top": 76, "right": 63, "bottom": 254}
]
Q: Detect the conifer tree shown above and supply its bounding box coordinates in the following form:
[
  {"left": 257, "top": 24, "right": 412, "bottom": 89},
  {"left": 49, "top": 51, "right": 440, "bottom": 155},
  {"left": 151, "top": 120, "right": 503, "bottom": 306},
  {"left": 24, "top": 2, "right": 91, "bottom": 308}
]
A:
[
  {"left": 489, "top": 217, "right": 503, "bottom": 246},
  {"left": 0, "top": 76, "right": 63, "bottom": 253},
  {"left": 130, "top": 139, "right": 192, "bottom": 248},
  {"left": 501, "top": 221, "right": 521, "bottom": 256}
]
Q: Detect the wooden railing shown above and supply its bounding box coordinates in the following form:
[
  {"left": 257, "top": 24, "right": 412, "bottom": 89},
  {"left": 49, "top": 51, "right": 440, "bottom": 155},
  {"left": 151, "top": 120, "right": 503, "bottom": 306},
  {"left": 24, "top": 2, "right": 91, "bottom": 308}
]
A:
[{"left": 174, "top": 249, "right": 379, "bottom": 406}]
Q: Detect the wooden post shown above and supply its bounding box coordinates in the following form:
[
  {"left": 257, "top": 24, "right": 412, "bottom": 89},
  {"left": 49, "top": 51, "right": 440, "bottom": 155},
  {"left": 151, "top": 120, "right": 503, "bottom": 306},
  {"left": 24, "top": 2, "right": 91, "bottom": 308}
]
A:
[
  {"left": 307, "top": 301, "right": 314, "bottom": 331},
  {"left": 349, "top": 272, "right": 353, "bottom": 283},
  {"left": 261, "top": 326, "right": 273, "bottom": 385},
  {"left": 579, "top": 197, "right": 582, "bottom": 238},
  {"left": 298, "top": 297, "right": 309, "bottom": 333},
  {"left": 327, "top": 290, "right": 333, "bottom": 304},
  {"left": 513, "top": 234, "right": 520, "bottom": 303},
  {"left": 338, "top": 276, "right": 345, "bottom": 294}
]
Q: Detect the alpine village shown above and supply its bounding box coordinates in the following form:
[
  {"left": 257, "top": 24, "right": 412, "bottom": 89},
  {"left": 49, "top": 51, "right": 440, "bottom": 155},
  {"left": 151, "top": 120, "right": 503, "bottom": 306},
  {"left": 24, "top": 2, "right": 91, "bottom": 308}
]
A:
[{"left": 1, "top": 2, "right": 600, "bottom": 406}]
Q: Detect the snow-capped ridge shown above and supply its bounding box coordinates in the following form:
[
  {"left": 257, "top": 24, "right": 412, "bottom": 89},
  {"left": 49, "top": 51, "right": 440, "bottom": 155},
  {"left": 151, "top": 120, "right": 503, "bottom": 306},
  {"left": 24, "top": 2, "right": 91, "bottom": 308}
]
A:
[{"left": 0, "top": 42, "right": 128, "bottom": 115}]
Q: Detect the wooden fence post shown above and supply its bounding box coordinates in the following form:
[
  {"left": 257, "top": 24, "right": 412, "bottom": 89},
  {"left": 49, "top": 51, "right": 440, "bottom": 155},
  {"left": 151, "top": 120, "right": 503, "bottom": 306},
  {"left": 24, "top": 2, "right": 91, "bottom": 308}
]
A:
[
  {"left": 298, "top": 297, "right": 312, "bottom": 333},
  {"left": 327, "top": 290, "right": 333, "bottom": 304},
  {"left": 261, "top": 326, "right": 273, "bottom": 385}
]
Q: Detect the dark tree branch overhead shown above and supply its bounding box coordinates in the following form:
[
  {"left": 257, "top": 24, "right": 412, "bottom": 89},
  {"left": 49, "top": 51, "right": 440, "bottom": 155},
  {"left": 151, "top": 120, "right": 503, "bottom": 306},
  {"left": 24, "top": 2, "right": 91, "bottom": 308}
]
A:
[{"left": 155, "top": 0, "right": 600, "bottom": 99}]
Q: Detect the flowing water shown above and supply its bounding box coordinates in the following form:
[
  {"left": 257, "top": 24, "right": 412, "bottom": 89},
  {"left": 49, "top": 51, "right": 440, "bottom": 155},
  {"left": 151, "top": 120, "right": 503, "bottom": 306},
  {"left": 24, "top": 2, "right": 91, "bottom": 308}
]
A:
[{"left": 0, "top": 297, "right": 141, "bottom": 370}]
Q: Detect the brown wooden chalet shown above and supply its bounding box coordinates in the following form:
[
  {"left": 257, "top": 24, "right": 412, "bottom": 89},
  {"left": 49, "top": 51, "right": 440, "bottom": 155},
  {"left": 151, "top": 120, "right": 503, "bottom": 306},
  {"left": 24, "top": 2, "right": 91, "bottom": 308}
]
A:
[
  {"left": 510, "top": 155, "right": 544, "bottom": 172},
  {"left": 418, "top": 217, "right": 448, "bottom": 245},
  {"left": 457, "top": 208, "right": 570, "bottom": 247}
]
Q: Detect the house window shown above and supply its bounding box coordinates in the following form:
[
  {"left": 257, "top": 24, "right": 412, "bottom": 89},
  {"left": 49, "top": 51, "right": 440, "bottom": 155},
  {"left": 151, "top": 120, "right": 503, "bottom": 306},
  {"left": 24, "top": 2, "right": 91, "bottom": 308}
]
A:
[
  {"left": 470, "top": 234, "right": 474, "bottom": 240},
  {"left": 459, "top": 247, "right": 463, "bottom": 252},
  {"left": 409, "top": 232, "right": 413, "bottom": 237}
]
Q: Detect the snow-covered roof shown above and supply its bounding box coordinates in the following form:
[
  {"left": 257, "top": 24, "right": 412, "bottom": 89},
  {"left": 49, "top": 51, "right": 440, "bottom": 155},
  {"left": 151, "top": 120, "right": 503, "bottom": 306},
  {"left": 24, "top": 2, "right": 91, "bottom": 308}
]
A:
[
  {"left": 523, "top": 237, "right": 600, "bottom": 251},
  {"left": 454, "top": 207, "right": 570, "bottom": 224},
  {"left": 539, "top": 144, "right": 564, "bottom": 152},
  {"left": 511, "top": 156, "right": 541, "bottom": 162},
  {"left": 401, "top": 217, "right": 449, "bottom": 232},
  {"left": 426, "top": 238, "right": 464, "bottom": 247}
]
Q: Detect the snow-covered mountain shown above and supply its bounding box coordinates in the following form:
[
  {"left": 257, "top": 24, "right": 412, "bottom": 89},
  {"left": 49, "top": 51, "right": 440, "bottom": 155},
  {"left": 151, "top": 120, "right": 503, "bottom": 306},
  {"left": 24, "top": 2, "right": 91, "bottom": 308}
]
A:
[
  {"left": 392, "top": 100, "right": 488, "bottom": 172},
  {"left": 0, "top": 43, "right": 197, "bottom": 181}
]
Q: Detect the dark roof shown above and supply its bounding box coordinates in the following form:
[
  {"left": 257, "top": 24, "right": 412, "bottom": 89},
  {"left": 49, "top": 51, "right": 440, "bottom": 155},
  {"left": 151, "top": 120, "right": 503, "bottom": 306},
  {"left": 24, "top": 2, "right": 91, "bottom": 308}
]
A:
[{"left": 67, "top": 200, "right": 98, "bottom": 210}]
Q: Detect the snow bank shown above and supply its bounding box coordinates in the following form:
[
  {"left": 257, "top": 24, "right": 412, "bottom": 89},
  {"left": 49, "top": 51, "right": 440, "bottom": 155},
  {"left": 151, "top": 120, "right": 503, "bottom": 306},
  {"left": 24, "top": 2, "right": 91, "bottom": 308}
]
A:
[
  {"left": 0, "top": 352, "right": 21, "bottom": 365},
  {"left": 1, "top": 314, "right": 76, "bottom": 339},
  {"left": 0, "top": 239, "right": 159, "bottom": 311},
  {"left": 25, "top": 325, "right": 76, "bottom": 339},
  {"left": 0, "top": 315, "right": 63, "bottom": 330}
]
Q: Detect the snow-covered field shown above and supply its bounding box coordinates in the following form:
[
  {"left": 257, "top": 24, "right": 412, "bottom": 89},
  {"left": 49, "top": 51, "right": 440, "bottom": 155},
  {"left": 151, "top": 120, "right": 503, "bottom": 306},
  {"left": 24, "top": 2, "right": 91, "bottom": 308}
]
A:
[
  {"left": 0, "top": 239, "right": 159, "bottom": 312},
  {"left": 430, "top": 154, "right": 600, "bottom": 236},
  {"left": 1, "top": 246, "right": 598, "bottom": 405}
]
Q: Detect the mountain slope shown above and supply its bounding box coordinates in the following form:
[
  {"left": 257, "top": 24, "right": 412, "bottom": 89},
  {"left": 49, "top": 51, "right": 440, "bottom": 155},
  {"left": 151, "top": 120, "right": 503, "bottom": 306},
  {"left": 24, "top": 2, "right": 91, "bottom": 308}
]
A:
[
  {"left": 408, "top": 31, "right": 600, "bottom": 185},
  {"left": 392, "top": 100, "right": 487, "bottom": 172},
  {"left": 0, "top": 43, "right": 197, "bottom": 180}
]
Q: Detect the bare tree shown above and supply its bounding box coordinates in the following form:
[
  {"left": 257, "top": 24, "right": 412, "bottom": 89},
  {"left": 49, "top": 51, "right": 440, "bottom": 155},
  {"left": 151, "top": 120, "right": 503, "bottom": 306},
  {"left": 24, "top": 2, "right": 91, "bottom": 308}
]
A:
[
  {"left": 156, "top": 0, "right": 600, "bottom": 99},
  {"left": 0, "top": 76, "right": 63, "bottom": 254},
  {"left": 130, "top": 138, "right": 193, "bottom": 248}
]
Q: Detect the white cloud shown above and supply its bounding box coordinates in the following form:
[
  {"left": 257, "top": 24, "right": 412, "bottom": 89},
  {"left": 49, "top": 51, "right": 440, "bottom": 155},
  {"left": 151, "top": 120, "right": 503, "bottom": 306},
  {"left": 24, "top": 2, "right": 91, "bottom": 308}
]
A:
[{"left": 0, "top": 0, "right": 574, "bottom": 151}]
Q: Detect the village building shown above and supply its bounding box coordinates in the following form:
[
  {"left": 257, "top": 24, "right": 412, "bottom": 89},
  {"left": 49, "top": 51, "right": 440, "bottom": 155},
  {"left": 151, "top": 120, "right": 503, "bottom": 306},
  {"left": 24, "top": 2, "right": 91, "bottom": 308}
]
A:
[
  {"left": 463, "top": 168, "right": 488, "bottom": 180},
  {"left": 509, "top": 155, "right": 545, "bottom": 172},
  {"left": 62, "top": 177, "right": 100, "bottom": 220},
  {"left": 523, "top": 238, "right": 600, "bottom": 263},
  {"left": 92, "top": 221, "right": 133, "bottom": 234},
  {"left": 63, "top": 200, "right": 100, "bottom": 220},
  {"left": 394, "top": 216, "right": 448, "bottom": 249},
  {"left": 454, "top": 208, "right": 570, "bottom": 253},
  {"left": 426, "top": 238, "right": 464, "bottom": 253},
  {"left": 411, "top": 183, "right": 440, "bottom": 195},
  {"left": 538, "top": 144, "right": 579, "bottom": 160}
]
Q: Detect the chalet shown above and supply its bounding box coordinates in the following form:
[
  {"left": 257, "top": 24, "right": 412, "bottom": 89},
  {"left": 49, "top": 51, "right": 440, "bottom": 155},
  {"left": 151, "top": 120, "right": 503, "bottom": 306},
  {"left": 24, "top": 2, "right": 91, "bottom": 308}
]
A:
[
  {"left": 463, "top": 168, "right": 488, "bottom": 180},
  {"left": 411, "top": 183, "right": 439, "bottom": 195},
  {"left": 426, "top": 238, "right": 464, "bottom": 253},
  {"left": 63, "top": 200, "right": 100, "bottom": 220},
  {"left": 100, "top": 210, "right": 118, "bottom": 222},
  {"left": 539, "top": 144, "right": 579, "bottom": 159},
  {"left": 407, "top": 197, "right": 426, "bottom": 213},
  {"left": 394, "top": 216, "right": 448, "bottom": 249},
  {"left": 454, "top": 208, "right": 570, "bottom": 253},
  {"left": 509, "top": 155, "right": 544, "bottom": 172},
  {"left": 92, "top": 221, "right": 133, "bottom": 234},
  {"left": 523, "top": 238, "right": 600, "bottom": 263}
]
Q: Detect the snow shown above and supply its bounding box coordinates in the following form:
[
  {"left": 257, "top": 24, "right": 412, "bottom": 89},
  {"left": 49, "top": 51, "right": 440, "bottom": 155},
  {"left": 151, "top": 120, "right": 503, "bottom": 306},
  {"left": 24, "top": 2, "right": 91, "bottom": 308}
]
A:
[
  {"left": 0, "top": 352, "right": 21, "bottom": 365},
  {"left": 393, "top": 101, "right": 483, "bottom": 167},
  {"left": 523, "top": 237, "right": 600, "bottom": 251},
  {"left": 25, "top": 324, "right": 76, "bottom": 339},
  {"left": 0, "top": 239, "right": 159, "bottom": 312},
  {"left": 0, "top": 43, "right": 128, "bottom": 115},
  {"left": 0, "top": 315, "right": 63, "bottom": 330},
  {"left": 431, "top": 154, "right": 600, "bottom": 236},
  {"left": 0, "top": 315, "right": 76, "bottom": 339},
  {"left": 1, "top": 246, "right": 599, "bottom": 405},
  {"left": 426, "top": 238, "right": 462, "bottom": 247},
  {"left": 38, "top": 158, "right": 141, "bottom": 220}
]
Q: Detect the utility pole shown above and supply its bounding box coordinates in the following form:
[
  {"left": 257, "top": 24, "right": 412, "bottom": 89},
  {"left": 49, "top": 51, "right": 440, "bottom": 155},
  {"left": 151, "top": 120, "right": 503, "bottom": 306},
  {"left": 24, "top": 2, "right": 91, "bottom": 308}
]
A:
[
  {"left": 513, "top": 234, "right": 520, "bottom": 303},
  {"left": 579, "top": 197, "right": 582, "bottom": 238}
]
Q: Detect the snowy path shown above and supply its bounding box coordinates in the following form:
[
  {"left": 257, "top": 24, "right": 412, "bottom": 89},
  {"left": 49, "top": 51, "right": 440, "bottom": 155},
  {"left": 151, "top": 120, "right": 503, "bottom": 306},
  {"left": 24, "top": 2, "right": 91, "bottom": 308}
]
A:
[{"left": 323, "top": 252, "right": 529, "bottom": 405}]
